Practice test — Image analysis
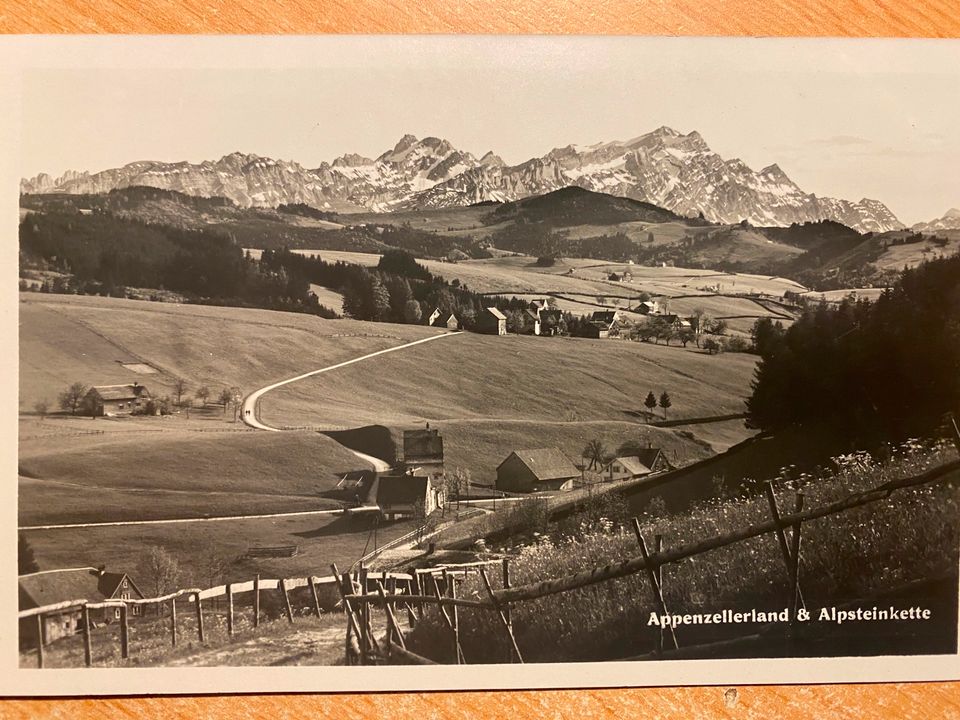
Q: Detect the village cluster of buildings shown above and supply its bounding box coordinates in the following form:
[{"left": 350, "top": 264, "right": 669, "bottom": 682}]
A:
[
  {"left": 336, "top": 427, "right": 671, "bottom": 518},
  {"left": 427, "top": 299, "right": 564, "bottom": 337},
  {"left": 427, "top": 296, "right": 698, "bottom": 341}
]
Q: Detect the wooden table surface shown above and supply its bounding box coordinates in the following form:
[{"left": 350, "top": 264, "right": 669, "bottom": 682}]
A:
[{"left": 2, "top": 0, "right": 959, "bottom": 716}]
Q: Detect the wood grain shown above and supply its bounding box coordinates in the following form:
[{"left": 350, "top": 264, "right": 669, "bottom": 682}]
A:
[
  {"left": 1, "top": 0, "right": 960, "bottom": 35},
  {"left": 2, "top": 0, "right": 959, "bottom": 716}
]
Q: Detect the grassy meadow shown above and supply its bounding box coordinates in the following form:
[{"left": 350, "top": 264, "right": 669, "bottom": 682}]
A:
[
  {"left": 19, "top": 292, "right": 441, "bottom": 411},
  {"left": 19, "top": 426, "right": 368, "bottom": 525},
  {"left": 23, "top": 508, "right": 416, "bottom": 587},
  {"left": 260, "top": 332, "right": 758, "bottom": 429}
]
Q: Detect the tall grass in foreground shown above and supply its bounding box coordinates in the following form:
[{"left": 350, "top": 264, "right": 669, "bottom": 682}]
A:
[{"left": 406, "top": 440, "right": 959, "bottom": 663}]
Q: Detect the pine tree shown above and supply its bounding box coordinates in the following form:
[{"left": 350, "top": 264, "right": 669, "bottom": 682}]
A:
[
  {"left": 644, "top": 391, "right": 658, "bottom": 419},
  {"left": 659, "top": 391, "right": 672, "bottom": 421}
]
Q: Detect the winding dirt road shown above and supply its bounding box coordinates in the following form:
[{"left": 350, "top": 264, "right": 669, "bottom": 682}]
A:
[{"left": 241, "top": 331, "right": 462, "bottom": 471}]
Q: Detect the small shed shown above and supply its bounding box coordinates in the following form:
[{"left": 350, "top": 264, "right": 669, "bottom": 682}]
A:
[
  {"left": 496, "top": 448, "right": 579, "bottom": 493},
  {"left": 477, "top": 307, "right": 507, "bottom": 336}
]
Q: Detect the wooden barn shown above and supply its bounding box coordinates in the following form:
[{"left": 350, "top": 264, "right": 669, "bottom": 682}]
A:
[
  {"left": 476, "top": 307, "right": 507, "bottom": 335},
  {"left": 496, "top": 448, "right": 579, "bottom": 493},
  {"left": 84, "top": 383, "right": 153, "bottom": 417},
  {"left": 19, "top": 567, "right": 145, "bottom": 647}
]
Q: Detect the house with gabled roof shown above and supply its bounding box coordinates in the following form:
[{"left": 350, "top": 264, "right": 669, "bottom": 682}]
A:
[
  {"left": 634, "top": 447, "right": 671, "bottom": 473},
  {"left": 375, "top": 473, "right": 444, "bottom": 521},
  {"left": 84, "top": 383, "right": 153, "bottom": 417},
  {"left": 606, "top": 456, "right": 653, "bottom": 482},
  {"left": 429, "top": 310, "right": 460, "bottom": 330},
  {"left": 496, "top": 448, "right": 579, "bottom": 493},
  {"left": 477, "top": 307, "right": 507, "bottom": 336},
  {"left": 19, "top": 567, "right": 145, "bottom": 646}
]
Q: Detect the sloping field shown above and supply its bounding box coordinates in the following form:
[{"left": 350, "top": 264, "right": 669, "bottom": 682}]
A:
[
  {"left": 23, "top": 511, "right": 415, "bottom": 586},
  {"left": 259, "top": 332, "right": 758, "bottom": 481},
  {"left": 19, "top": 293, "right": 441, "bottom": 411},
  {"left": 19, "top": 430, "right": 369, "bottom": 525}
]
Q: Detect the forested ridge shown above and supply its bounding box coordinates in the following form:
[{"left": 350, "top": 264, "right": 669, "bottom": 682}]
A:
[{"left": 747, "top": 252, "right": 960, "bottom": 445}]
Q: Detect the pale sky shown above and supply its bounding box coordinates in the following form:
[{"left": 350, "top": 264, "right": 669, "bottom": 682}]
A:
[{"left": 14, "top": 36, "right": 960, "bottom": 225}]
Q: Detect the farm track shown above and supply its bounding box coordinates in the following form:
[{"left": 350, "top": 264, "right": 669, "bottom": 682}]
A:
[{"left": 240, "top": 331, "right": 465, "bottom": 470}]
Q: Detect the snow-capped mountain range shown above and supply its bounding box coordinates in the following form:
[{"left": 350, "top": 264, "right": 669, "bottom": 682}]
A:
[
  {"left": 20, "top": 127, "right": 905, "bottom": 232},
  {"left": 911, "top": 208, "right": 960, "bottom": 232}
]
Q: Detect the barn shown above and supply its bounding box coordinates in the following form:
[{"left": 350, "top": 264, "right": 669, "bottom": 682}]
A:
[
  {"left": 496, "top": 448, "right": 579, "bottom": 493},
  {"left": 476, "top": 307, "right": 507, "bottom": 336},
  {"left": 19, "top": 567, "right": 145, "bottom": 647},
  {"left": 84, "top": 383, "right": 153, "bottom": 417}
]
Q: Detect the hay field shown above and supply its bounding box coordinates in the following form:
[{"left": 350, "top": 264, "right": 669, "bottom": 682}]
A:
[{"left": 19, "top": 292, "right": 441, "bottom": 411}]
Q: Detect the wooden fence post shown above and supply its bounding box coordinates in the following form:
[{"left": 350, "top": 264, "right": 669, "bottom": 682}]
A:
[
  {"left": 948, "top": 412, "right": 960, "bottom": 455},
  {"left": 119, "top": 604, "right": 129, "bottom": 660},
  {"left": 194, "top": 593, "right": 205, "bottom": 642},
  {"left": 82, "top": 604, "right": 92, "bottom": 667},
  {"left": 765, "top": 482, "right": 806, "bottom": 610},
  {"left": 501, "top": 558, "right": 512, "bottom": 630},
  {"left": 226, "top": 584, "right": 234, "bottom": 636},
  {"left": 654, "top": 534, "right": 664, "bottom": 655},
  {"left": 479, "top": 567, "right": 523, "bottom": 663},
  {"left": 170, "top": 598, "right": 177, "bottom": 647},
  {"left": 631, "top": 518, "right": 679, "bottom": 651},
  {"left": 789, "top": 492, "right": 805, "bottom": 628},
  {"left": 279, "top": 578, "right": 294, "bottom": 624},
  {"left": 253, "top": 574, "right": 261, "bottom": 628},
  {"left": 309, "top": 576, "right": 323, "bottom": 618},
  {"left": 35, "top": 615, "right": 44, "bottom": 669}
]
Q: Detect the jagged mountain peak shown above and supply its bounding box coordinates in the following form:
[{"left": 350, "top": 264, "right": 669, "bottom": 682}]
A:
[{"left": 20, "top": 126, "right": 905, "bottom": 232}]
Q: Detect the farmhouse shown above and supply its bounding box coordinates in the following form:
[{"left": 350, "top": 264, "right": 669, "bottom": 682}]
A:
[
  {"left": 522, "top": 308, "right": 541, "bottom": 336},
  {"left": 606, "top": 456, "right": 653, "bottom": 481},
  {"left": 401, "top": 427, "right": 444, "bottom": 478},
  {"left": 634, "top": 447, "right": 672, "bottom": 473},
  {"left": 539, "top": 309, "right": 564, "bottom": 336},
  {"left": 375, "top": 473, "right": 444, "bottom": 521},
  {"left": 84, "top": 383, "right": 153, "bottom": 417},
  {"left": 661, "top": 314, "right": 693, "bottom": 331},
  {"left": 429, "top": 310, "right": 461, "bottom": 330},
  {"left": 586, "top": 310, "right": 623, "bottom": 339},
  {"left": 496, "top": 448, "right": 579, "bottom": 493},
  {"left": 477, "top": 307, "right": 507, "bottom": 335},
  {"left": 634, "top": 300, "right": 662, "bottom": 315},
  {"left": 19, "top": 567, "right": 145, "bottom": 646}
]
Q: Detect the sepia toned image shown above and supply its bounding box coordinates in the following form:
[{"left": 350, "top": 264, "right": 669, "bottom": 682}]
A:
[{"left": 5, "top": 35, "right": 959, "bottom": 692}]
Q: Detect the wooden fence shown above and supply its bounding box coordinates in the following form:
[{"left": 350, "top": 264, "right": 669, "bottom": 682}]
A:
[
  {"left": 17, "top": 562, "right": 498, "bottom": 668},
  {"left": 343, "top": 455, "right": 960, "bottom": 665}
]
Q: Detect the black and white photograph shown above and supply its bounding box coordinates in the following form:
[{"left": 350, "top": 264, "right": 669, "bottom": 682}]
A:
[{"left": 4, "top": 35, "right": 959, "bottom": 693}]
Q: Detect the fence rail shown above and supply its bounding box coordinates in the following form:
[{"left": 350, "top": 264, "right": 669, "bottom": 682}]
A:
[{"left": 344, "top": 455, "right": 960, "bottom": 665}]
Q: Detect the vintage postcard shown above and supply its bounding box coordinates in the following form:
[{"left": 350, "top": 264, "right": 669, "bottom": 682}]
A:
[{"left": 2, "top": 35, "right": 959, "bottom": 695}]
